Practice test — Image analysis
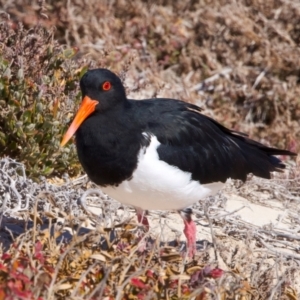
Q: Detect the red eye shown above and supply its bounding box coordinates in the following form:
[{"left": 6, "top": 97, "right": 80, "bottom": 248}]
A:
[{"left": 102, "top": 81, "right": 111, "bottom": 91}]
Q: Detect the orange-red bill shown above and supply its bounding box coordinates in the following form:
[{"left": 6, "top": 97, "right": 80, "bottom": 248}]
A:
[{"left": 60, "top": 96, "right": 98, "bottom": 146}]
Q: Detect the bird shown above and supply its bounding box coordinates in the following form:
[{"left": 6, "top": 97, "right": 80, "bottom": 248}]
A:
[{"left": 61, "top": 68, "right": 296, "bottom": 256}]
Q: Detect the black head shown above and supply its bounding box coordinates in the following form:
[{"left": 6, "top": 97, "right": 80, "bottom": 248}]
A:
[
  {"left": 61, "top": 68, "right": 127, "bottom": 146},
  {"left": 80, "top": 68, "right": 127, "bottom": 111}
]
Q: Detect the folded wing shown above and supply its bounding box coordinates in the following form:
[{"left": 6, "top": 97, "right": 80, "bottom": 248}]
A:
[{"left": 140, "top": 100, "right": 295, "bottom": 184}]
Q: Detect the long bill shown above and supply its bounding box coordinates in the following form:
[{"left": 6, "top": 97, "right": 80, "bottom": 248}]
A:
[{"left": 60, "top": 96, "right": 98, "bottom": 146}]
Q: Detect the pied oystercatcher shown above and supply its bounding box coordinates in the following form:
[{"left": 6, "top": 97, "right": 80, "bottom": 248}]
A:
[{"left": 61, "top": 68, "right": 296, "bottom": 256}]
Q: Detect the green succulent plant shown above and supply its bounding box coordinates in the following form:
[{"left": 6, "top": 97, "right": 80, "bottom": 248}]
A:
[{"left": 0, "top": 23, "right": 88, "bottom": 178}]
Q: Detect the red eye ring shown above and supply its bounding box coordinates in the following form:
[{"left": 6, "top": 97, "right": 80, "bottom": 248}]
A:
[{"left": 102, "top": 81, "right": 111, "bottom": 91}]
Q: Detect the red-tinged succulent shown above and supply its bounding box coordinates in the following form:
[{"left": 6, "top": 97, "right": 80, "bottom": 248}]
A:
[
  {"left": 1, "top": 254, "right": 11, "bottom": 261},
  {"left": 130, "top": 277, "right": 150, "bottom": 290},
  {"left": 34, "top": 241, "right": 45, "bottom": 264},
  {"left": 209, "top": 268, "right": 224, "bottom": 279}
]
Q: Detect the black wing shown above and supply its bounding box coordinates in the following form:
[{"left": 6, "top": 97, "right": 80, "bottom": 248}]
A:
[{"left": 134, "top": 99, "right": 296, "bottom": 184}]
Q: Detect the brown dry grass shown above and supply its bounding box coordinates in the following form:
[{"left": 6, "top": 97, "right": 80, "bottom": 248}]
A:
[{"left": 3, "top": 0, "right": 300, "bottom": 152}]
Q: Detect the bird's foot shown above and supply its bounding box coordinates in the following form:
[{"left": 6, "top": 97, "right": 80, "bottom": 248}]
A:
[
  {"left": 180, "top": 208, "right": 197, "bottom": 257},
  {"left": 183, "top": 219, "right": 197, "bottom": 257},
  {"left": 135, "top": 208, "right": 150, "bottom": 231}
]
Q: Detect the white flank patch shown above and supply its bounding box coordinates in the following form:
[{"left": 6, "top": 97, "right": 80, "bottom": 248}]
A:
[{"left": 102, "top": 135, "right": 224, "bottom": 211}]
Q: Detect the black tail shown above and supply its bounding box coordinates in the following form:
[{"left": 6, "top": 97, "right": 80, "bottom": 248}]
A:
[
  {"left": 232, "top": 134, "right": 296, "bottom": 180},
  {"left": 207, "top": 115, "right": 297, "bottom": 181}
]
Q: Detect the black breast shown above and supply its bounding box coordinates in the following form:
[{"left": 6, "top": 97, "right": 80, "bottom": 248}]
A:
[{"left": 75, "top": 109, "right": 149, "bottom": 186}]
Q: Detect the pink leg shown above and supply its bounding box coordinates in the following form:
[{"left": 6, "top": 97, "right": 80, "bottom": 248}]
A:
[
  {"left": 135, "top": 208, "right": 150, "bottom": 231},
  {"left": 183, "top": 219, "right": 197, "bottom": 257},
  {"left": 180, "top": 209, "right": 196, "bottom": 257}
]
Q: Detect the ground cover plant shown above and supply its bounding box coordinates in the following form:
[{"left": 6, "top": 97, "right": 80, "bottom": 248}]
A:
[{"left": 0, "top": 0, "right": 299, "bottom": 298}]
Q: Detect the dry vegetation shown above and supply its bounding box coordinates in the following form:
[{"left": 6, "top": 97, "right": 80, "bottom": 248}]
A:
[
  {"left": 0, "top": 159, "right": 299, "bottom": 299},
  {"left": 0, "top": 0, "right": 299, "bottom": 299}
]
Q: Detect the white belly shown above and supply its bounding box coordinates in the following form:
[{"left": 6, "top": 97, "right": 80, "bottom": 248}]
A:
[{"left": 102, "top": 135, "right": 224, "bottom": 211}]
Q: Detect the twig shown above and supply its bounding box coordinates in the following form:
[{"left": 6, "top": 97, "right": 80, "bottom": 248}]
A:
[
  {"left": 252, "top": 68, "right": 268, "bottom": 89},
  {"left": 257, "top": 236, "right": 300, "bottom": 261},
  {"left": 203, "top": 200, "right": 219, "bottom": 264},
  {"left": 192, "top": 67, "right": 232, "bottom": 91},
  {"left": 268, "top": 278, "right": 285, "bottom": 300},
  {"left": 258, "top": 229, "right": 300, "bottom": 241},
  {"left": 71, "top": 261, "right": 98, "bottom": 297},
  {"left": 88, "top": 264, "right": 112, "bottom": 299},
  {"left": 0, "top": 190, "right": 10, "bottom": 227},
  {"left": 79, "top": 188, "right": 106, "bottom": 215}
]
